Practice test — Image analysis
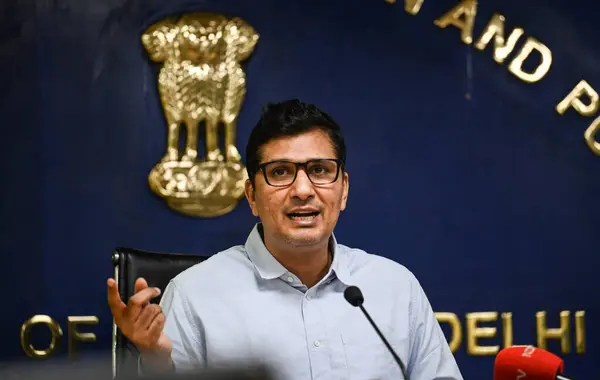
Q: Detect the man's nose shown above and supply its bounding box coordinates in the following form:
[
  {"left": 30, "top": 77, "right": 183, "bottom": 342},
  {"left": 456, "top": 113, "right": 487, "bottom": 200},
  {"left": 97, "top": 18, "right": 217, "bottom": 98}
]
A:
[{"left": 290, "top": 170, "right": 315, "bottom": 200}]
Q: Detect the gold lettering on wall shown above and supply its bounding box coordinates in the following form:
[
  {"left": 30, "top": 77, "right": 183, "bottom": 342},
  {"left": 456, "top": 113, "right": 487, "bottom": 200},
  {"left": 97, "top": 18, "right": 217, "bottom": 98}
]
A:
[
  {"left": 474, "top": 13, "right": 524, "bottom": 64},
  {"left": 384, "top": 0, "right": 425, "bottom": 15},
  {"left": 584, "top": 117, "right": 600, "bottom": 155},
  {"left": 435, "top": 312, "right": 462, "bottom": 352},
  {"left": 556, "top": 80, "right": 599, "bottom": 116},
  {"left": 17, "top": 310, "right": 588, "bottom": 359},
  {"left": 20, "top": 315, "right": 63, "bottom": 358},
  {"left": 501, "top": 312, "right": 514, "bottom": 348},
  {"left": 555, "top": 80, "right": 600, "bottom": 156},
  {"left": 384, "top": 0, "right": 600, "bottom": 157},
  {"left": 434, "top": 0, "right": 478, "bottom": 44},
  {"left": 465, "top": 312, "right": 499, "bottom": 355},
  {"left": 508, "top": 37, "right": 552, "bottom": 83},
  {"left": 575, "top": 311, "right": 586, "bottom": 354},
  {"left": 67, "top": 316, "right": 99, "bottom": 358},
  {"left": 404, "top": 0, "right": 424, "bottom": 15},
  {"left": 536, "top": 311, "right": 571, "bottom": 354}
]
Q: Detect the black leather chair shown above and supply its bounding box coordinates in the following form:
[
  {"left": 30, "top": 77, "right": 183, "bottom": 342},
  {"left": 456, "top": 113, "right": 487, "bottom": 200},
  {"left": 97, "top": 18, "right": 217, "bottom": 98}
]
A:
[{"left": 111, "top": 247, "right": 208, "bottom": 378}]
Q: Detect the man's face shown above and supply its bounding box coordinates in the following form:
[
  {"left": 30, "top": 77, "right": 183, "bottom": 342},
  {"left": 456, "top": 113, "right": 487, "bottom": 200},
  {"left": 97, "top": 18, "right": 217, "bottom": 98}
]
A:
[{"left": 245, "top": 129, "right": 349, "bottom": 250}]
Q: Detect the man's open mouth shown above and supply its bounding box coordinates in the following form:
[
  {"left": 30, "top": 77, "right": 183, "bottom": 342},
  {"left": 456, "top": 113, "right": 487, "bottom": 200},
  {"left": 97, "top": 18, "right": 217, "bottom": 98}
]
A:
[{"left": 287, "top": 211, "right": 320, "bottom": 220}]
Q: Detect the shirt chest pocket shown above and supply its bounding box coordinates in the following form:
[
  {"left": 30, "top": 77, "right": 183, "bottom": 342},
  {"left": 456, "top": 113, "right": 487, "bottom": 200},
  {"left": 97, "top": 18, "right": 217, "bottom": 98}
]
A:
[{"left": 340, "top": 331, "right": 399, "bottom": 380}]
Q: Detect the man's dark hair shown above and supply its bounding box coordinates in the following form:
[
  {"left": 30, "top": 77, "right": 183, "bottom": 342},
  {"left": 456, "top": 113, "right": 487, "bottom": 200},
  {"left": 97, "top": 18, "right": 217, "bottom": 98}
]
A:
[{"left": 245, "top": 99, "right": 346, "bottom": 182}]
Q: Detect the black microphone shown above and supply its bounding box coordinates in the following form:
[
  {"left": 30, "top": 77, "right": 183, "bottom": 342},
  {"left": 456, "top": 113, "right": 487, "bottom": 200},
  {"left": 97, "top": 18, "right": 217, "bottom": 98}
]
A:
[{"left": 343, "top": 285, "right": 410, "bottom": 380}]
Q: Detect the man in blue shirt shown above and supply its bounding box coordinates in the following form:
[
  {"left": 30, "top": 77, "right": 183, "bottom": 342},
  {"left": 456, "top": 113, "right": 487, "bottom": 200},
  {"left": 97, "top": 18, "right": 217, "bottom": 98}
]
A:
[{"left": 107, "top": 99, "right": 463, "bottom": 380}]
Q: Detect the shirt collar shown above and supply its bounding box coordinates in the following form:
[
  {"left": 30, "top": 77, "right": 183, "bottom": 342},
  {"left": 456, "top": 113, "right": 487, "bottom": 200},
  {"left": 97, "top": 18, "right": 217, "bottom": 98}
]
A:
[
  {"left": 328, "top": 232, "right": 351, "bottom": 285},
  {"left": 245, "top": 223, "right": 287, "bottom": 280},
  {"left": 244, "top": 223, "right": 351, "bottom": 285}
]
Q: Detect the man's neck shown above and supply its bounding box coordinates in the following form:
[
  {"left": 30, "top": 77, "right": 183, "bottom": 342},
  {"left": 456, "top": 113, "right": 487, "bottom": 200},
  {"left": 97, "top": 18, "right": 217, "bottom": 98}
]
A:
[{"left": 265, "top": 237, "right": 332, "bottom": 288}]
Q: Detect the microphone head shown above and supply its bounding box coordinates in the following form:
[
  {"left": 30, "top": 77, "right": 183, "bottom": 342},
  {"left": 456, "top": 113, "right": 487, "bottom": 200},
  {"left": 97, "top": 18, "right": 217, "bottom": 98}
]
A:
[
  {"left": 494, "top": 346, "right": 564, "bottom": 380},
  {"left": 344, "top": 285, "right": 364, "bottom": 307}
]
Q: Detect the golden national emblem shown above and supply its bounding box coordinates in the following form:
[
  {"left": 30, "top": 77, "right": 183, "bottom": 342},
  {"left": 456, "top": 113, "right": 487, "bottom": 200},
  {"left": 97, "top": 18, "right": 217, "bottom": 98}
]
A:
[{"left": 141, "top": 13, "right": 259, "bottom": 217}]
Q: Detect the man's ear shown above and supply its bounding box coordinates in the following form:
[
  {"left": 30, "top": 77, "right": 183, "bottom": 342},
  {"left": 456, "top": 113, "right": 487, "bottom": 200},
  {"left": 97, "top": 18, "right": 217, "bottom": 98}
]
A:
[
  {"left": 244, "top": 179, "right": 259, "bottom": 216},
  {"left": 340, "top": 172, "right": 349, "bottom": 211}
]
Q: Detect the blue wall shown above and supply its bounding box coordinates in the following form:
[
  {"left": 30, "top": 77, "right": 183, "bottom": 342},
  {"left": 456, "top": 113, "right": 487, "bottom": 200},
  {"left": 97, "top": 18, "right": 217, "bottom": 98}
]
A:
[{"left": 1, "top": 0, "right": 598, "bottom": 378}]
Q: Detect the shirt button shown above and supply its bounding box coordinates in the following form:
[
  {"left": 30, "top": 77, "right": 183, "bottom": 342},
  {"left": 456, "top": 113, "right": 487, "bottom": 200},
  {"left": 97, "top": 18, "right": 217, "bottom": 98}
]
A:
[
  {"left": 313, "top": 340, "right": 320, "bottom": 347},
  {"left": 286, "top": 276, "right": 294, "bottom": 283}
]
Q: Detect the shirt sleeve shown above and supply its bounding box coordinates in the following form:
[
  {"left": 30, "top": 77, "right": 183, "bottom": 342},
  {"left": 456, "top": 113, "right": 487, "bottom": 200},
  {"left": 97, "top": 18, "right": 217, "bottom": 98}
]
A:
[
  {"left": 406, "top": 272, "right": 464, "bottom": 380},
  {"left": 160, "top": 279, "right": 207, "bottom": 373}
]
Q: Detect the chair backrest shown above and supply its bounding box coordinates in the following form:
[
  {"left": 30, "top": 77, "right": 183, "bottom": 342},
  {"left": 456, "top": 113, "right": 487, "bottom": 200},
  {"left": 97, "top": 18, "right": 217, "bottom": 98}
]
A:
[{"left": 111, "top": 247, "right": 208, "bottom": 378}]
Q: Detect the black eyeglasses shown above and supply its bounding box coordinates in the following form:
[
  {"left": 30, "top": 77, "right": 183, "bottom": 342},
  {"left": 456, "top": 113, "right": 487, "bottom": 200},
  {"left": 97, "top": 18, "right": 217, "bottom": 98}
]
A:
[{"left": 258, "top": 159, "right": 342, "bottom": 187}]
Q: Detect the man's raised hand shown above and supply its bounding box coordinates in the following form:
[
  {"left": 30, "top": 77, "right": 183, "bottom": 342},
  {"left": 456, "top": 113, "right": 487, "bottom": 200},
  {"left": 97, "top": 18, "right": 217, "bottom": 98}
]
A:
[{"left": 107, "top": 277, "right": 172, "bottom": 360}]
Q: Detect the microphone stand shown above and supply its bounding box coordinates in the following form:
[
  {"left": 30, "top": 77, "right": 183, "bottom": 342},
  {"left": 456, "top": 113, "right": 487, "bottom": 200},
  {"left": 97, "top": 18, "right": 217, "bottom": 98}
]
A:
[{"left": 358, "top": 304, "right": 410, "bottom": 380}]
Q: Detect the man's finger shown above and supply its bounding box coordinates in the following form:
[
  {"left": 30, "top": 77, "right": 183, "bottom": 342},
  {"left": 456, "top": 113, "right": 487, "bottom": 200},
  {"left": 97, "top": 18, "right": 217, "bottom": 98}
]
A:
[
  {"left": 107, "top": 278, "right": 126, "bottom": 317},
  {"left": 137, "top": 304, "right": 161, "bottom": 329},
  {"left": 148, "top": 313, "right": 165, "bottom": 343},
  {"left": 135, "top": 277, "right": 148, "bottom": 294},
  {"left": 124, "top": 287, "right": 161, "bottom": 321}
]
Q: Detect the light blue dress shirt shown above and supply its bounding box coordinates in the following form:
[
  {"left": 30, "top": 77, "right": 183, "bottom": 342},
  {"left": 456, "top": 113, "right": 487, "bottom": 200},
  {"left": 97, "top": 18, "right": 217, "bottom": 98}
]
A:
[{"left": 159, "top": 224, "right": 463, "bottom": 380}]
